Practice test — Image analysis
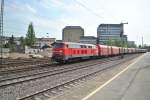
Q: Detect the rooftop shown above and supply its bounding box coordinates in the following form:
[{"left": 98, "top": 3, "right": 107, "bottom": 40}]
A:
[
  {"left": 98, "top": 24, "right": 123, "bottom": 28},
  {"left": 63, "top": 26, "right": 84, "bottom": 29},
  {"left": 80, "top": 36, "right": 97, "bottom": 39}
]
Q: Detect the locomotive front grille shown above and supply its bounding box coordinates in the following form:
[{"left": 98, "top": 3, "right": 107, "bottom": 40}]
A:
[{"left": 52, "top": 54, "right": 64, "bottom": 61}]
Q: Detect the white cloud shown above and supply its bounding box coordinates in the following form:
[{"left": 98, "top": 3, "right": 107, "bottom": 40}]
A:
[
  {"left": 25, "top": 4, "right": 37, "bottom": 14},
  {"left": 5, "top": 0, "right": 150, "bottom": 45},
  {"left": 7, "top": 1, "right": 37, "bottom": 14},
  {"left": 41, "top": 0, "right": 65, "bottom": 8}
]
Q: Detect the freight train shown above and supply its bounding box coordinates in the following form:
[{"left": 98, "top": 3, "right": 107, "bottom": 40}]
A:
[{"left": 52, "top": 42, "right": 146, "bottom": 63}]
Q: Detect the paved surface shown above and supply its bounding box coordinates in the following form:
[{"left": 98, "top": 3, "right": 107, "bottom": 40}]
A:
[{"left": 84, "top": 52, "right": 150, "bottom": 100}]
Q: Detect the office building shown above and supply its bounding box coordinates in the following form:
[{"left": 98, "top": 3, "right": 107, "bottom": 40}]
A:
[
  {"left": 62, "top": 26, "right": 84, "bottom": 42},
  {"left": 80, "top": 36, "right": 97, "bottom": 44},
  {"left": 97, "top": 24, "right": 123, "bottom": 44}
]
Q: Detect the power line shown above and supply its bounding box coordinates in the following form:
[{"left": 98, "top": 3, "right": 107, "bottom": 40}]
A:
[
  {"left": 74, "top": 0, "right": 120, "bottom": 22},
  {"left": 73, "top": 0, "right": 103, "bottom": 19}
]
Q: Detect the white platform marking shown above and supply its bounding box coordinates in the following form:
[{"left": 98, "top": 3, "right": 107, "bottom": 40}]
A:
[{"left": 82, "top": 54, "right": 144, "bottom": 100}]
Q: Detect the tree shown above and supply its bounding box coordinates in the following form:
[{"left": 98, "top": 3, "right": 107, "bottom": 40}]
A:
[
  {"left": 107, "top": 39, "right": 127, "bottom": 47},
  {"left": 127, "top": 43, "right": 137, "bottom": 48},
  {"left": 114, "top": 39, "right": 121, "bottom": 47},
  {"left": 143, "top": 45, "right": 150, "bottom": 51},
  {"left": 19, "top": 36, "right": 25, "bottom": 49},
  {"left": 25, "top": 22, "right": 36, "bottom": 47},
  {"left": 6, "top": 35, "right": 16, "bottom": 52},
  {"left": 138, "top": 45, "right": 142, "bottom": 48},
  {"left": 107, "top": 39, "right": 113, "bottom": 46},
  {"left": 114, "top": 39, "right": 128, "bottom": 47},
  {"left": 9, "top": 35, "right": 15, "bottom": 45}
]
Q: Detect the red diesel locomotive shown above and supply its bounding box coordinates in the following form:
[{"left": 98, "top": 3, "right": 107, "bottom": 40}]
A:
[
  {"left": 52, "top": 42, "right": 98, "bottom": 62},
  {"left": 52, "top": 42, "right": 146, "bottom": 63}
]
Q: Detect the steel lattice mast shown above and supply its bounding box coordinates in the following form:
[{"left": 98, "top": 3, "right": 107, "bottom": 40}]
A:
[{"left": 0, "top": 0, "right": 4, "bottom": 64}]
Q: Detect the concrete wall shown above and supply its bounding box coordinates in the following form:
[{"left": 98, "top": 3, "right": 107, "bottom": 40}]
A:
[
  {"left": 25, "top": 46, "right": 41, "bottom": 54},
  {"left": 0, "top": 48, "right": 10, "bottom": 58}
]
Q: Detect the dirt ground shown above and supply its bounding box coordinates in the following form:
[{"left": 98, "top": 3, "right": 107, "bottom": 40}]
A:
[
  {"left": 8, "top": 53, "right": 31, "bottom": 59},
  {"left": 1, "top": 51, "right": 52, "bottom": 59}
]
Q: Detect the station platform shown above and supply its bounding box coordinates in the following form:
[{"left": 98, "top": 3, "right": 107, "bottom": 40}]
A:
[{"left": 83, "top": 52, "right": 150, "bottom": 100}]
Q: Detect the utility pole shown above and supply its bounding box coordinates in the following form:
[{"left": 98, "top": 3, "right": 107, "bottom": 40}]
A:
[
  {"left": 142, "top": 36, "right": 143, "bottom": 48},
  {"left": 96, "top": 37, "right": 99, "bottom": 44},
  {"left": 0, "top": 0, "right": 4, "bottom": 65}
]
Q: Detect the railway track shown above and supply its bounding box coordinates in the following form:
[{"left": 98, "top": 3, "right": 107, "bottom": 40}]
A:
[
  {"left": 0, "top": 54, "right": 140, "bottom": 100},
  {"left": 0, "top": 57, "right": 118, "bottom": 87},
  {"left": 0, "top": 55, "right": 121, "bottom": 77},
  {"left": 19, "top": 54, "right": 139, "bottom": 100},
  {"left": 2, "top": 58, "right": 50, "bottom": 65},
  {"left": 0, "top": 58, "right": 52, "bottom": 72}
]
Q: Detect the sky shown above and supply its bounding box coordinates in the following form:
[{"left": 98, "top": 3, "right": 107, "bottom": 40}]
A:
[{"left": 4, "top": 0, "right": 150, "bottom": 45}]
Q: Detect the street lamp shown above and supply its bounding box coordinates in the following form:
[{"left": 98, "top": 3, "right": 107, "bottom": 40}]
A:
[{"left": 120, "top": 22, "right": 128, "bottom": 59}]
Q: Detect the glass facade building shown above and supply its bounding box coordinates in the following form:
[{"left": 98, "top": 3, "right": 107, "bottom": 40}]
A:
[{"left": 97, "top": 24, "right": 124, "bottom": 45}]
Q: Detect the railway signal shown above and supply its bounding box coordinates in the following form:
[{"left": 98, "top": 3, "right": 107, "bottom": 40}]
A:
[{"left": 120, "top": 22, "right": 128, "bottom": 59}]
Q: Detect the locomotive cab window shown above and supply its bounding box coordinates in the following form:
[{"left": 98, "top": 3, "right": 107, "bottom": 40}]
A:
[
  {"left": 88, "top": 46, "right": 92, "bottom": 48},
  {"left": 80, "top": 45, "right": 84, "bottom": 48},
  {"left": 65, "top": 44, "right": 68, "bottom": 48},
  {"left": 83, "top": 45, "right": 87, "bottom": 48},
  {"left": 53, "top": 43, "right": 64, "bottom": 48}
]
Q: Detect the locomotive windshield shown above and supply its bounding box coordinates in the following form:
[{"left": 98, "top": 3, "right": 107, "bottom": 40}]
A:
[{"left": 53, "top": 43, "right": 64, "bottom": 48}]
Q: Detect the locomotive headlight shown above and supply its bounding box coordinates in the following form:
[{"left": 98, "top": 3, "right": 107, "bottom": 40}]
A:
[
  {"left": 59, "top": 50, "right": 64, "bottom": 55},
  {"left": 59, "top": 50, "right": 63, "bottom": 53}
]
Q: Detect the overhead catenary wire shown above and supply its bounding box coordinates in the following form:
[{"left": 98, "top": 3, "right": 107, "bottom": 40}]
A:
[
  {"left": 73, "top": 0, "right": 120, "bottom": 22},
  {"left": 73, "top": 0, "right": 103, "bottom": 19}
]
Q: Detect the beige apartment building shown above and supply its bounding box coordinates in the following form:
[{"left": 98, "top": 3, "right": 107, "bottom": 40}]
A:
[
  {"left": 34, "top": 38, "right": 56, "bottom": 48},
  {"left": 62, "top": 26, "right": 84, "bottom": 42}
]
